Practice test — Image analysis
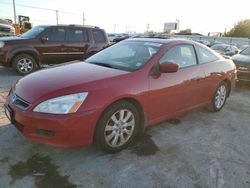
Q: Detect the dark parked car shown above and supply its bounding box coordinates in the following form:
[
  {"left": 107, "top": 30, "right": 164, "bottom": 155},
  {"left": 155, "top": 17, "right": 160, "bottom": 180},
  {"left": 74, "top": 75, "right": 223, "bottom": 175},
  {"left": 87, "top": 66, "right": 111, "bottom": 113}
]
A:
[
  {"left": 5, "top": 38, "right": 236, "bottom": 152},
  {"left": 232, "top": 46, "right": 250, "bottom": 81},
  {"left": 107, "top": 33, "right": 129, "bottom": 43},
  {"left": 211, "top": 44, "right": 239, "bottom": 56},
  {"left": 0, "top": 24, "right": 109, "bottom": 75},
  {"left": 208, "top": 40, "right": 222, "bottom": 47},
  {"left": 239, "top": 44, "right": 250, "bottom": 51},
  {"left": 112, "top": 34, "right": 130, "bottom": 43},
  {"left": 107, "top": 34, "right": 117, "bottom": 42}
]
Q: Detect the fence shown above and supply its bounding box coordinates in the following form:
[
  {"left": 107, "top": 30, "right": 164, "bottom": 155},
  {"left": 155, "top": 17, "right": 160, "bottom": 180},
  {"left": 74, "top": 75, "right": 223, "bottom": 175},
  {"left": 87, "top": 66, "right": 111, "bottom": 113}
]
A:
[{"left": 169, "top": 35, "right": 250, "bottom": 47}]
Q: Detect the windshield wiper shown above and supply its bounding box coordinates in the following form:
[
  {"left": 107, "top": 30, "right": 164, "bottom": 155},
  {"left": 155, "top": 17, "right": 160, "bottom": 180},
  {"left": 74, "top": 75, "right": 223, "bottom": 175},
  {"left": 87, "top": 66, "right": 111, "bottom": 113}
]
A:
[
  {"left": 88, "top": 62, "right": 115, "bottom": 69},
  {"left": 86, "top": 61, "right": 133, "bottom": 72}
]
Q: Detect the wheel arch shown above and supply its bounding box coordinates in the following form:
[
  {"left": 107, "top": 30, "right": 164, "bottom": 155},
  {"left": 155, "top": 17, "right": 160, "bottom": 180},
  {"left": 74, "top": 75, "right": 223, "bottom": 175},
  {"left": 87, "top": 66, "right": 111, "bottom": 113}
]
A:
[
  {"left": 11, "top": 51, "right": 40, "bottom": 67},
  {"left": 93, "top": 97, "right": 147, "bottom": 143},
  {"left": 223, "top": 78, "right": 231, "bottom": 97}
]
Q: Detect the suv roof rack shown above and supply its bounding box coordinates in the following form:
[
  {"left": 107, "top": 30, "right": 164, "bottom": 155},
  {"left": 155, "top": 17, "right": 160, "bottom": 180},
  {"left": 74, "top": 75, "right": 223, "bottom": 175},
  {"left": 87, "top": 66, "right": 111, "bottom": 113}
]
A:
[{"left": 68, "top": 24, "right": 99, "bottom": 29}]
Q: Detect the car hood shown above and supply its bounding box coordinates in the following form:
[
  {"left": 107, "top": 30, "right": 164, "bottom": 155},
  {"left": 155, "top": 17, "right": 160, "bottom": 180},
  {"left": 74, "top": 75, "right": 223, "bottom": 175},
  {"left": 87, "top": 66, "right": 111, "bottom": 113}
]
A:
[
  {"left": 0, "top": 23, "right": 12, "bottom": 28},
  {"left": 0, "top": 36, "right": 25, "bottom": 42},
  {"left": 214, "top": 50, "right": 226, "bottom": 55},
  {"left": 232, "top": 54, "right": 250, "bottom": 63},
  {"left": 14, "top": 62, "right": 129, "bottom": 103}
]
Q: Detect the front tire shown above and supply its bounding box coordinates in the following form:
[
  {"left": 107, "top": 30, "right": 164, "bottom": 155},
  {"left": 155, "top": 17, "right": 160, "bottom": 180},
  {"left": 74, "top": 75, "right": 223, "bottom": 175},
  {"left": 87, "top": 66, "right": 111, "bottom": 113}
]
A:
[
  {"left": 211, "top": 82, "right": 228, "bottom": 112},
  {"left": 13, "top": 54, "right": 37, "bottom": 75},
  {"left": 95, "top": 101, "right": 140, "bottom": 153}
]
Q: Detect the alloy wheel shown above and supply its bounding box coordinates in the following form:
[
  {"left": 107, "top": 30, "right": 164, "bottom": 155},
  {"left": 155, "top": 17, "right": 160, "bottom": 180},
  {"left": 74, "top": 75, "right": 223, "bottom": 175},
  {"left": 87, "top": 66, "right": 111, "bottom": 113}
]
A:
[
  {"left": 17, "top": 58, "right": 34, "bottom": 74},
  {"left": 214, "top": 85, "right": 227, "bottom": 109},
  {"left": 104, "top": 109, "right": 135, "bottom": 148}
]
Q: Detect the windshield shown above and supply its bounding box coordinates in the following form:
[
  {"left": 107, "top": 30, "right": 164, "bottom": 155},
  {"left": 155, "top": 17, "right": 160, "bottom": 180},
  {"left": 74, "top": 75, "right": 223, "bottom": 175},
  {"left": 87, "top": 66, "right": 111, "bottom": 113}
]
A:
[
  {"left": 85, "top": 41, "right": 163, "bottom": 71},
  {"left": 21, "top": 26, "right": 47, "bottom": 39}
]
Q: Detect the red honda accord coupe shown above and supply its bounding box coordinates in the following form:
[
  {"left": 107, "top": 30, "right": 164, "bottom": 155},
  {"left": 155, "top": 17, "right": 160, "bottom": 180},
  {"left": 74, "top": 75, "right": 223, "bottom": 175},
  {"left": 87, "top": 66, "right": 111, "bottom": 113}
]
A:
[{"left": 5, "top": 38, "right": 236, "bottom": 152}]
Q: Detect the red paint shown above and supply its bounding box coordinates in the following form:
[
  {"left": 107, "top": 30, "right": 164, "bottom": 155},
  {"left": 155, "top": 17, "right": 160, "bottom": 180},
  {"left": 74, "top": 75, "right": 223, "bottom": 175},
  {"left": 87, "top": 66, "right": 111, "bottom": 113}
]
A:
[
  {"left": 159, "top": 62, "right": 179, "bottom": 73},
  {"left": 5, "top": 39, "right": 236, "bottom": 148}
]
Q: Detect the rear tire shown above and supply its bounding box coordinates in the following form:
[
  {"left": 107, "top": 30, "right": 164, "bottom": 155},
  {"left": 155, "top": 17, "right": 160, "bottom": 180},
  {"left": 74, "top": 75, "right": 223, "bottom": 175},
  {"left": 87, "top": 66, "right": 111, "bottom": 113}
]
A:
[
  {"left": 211, "top": 82, "right": 228, "bottom": 112},
  {"left": 13, "top": 54, "right": 37, "bottom": 75},
  {"left": 95, "top": 101, "right": 140, "bottom": 153}
]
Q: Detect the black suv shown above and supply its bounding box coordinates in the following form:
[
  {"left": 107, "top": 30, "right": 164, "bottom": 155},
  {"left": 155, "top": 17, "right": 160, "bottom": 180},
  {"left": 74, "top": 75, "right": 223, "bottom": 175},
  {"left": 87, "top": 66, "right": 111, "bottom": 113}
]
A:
[{"left": 0, "top": 25, "right": 109, "bottom": 75}]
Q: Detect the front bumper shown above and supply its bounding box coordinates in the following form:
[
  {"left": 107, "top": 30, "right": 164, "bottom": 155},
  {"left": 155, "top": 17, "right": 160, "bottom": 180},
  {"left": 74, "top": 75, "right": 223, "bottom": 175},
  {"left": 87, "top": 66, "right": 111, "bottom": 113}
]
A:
[
  {"left": 5, "top": 96, "right": 102, "bottom": 148},
  {"left": 237, "top": 70, "right": 250, "bottom": 82},
  {"left": 0, "top": 32, "right": 15, "bottom": 37}
]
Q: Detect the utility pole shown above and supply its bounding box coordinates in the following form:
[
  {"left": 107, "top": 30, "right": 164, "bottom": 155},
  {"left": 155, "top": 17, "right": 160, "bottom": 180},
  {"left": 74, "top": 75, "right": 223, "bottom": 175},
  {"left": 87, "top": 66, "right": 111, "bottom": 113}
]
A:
[
  {"left": 176, "top": 19, "right": 180, "bottom": 32},
  {"left": 82, "top": 12, "right": 85, "bottom": 25},
  {"left": 56, "top": 10, "right": 59, "bottom": 24},
  {"left": 146, "top": 24, "right": 150, "bottom": 33},
  {"left": 12, "top": 0, "right": 17, "bottom": 24},
  {"left": 113, "top": 24, "right": 116, "bottom": 33}
]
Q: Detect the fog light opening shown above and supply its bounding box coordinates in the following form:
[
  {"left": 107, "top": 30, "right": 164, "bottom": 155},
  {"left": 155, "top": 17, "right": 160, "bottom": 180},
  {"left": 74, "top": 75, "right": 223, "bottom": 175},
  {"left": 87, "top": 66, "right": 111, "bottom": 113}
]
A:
[{"left": 36, "top": 129, "right": 56, "bottom": 137}]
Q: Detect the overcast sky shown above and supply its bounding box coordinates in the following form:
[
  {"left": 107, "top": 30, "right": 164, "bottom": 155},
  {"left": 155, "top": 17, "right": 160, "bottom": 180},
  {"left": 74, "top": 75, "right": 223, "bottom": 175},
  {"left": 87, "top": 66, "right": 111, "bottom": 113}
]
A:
[{"left": 0, "top": 0, "right": 249, "bottom": 34}]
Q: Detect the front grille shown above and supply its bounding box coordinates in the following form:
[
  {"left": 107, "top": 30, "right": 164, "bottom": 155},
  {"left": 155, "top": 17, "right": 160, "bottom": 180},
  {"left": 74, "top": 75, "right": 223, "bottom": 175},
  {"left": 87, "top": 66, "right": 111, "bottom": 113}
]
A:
[
  {"left": 237, "top": 64, "right": 249, "bottom": 71},
  {"left": 0, "top": 33, "right": 14, "bottom": 37},
  {"left": 36, "top": 129, "right": 56, "bottom": 137},
  {"left": 0, "top": 27, "right": 11, "bottom": 32},
  {"left": 235, "top": 62, "right": 250, "bottom": 70},
  {"left": 11, "top": 92, "right": 31, "bottom": 110},
  {"left": 237, "top": 71, "right": 250, "bottom": 81}
]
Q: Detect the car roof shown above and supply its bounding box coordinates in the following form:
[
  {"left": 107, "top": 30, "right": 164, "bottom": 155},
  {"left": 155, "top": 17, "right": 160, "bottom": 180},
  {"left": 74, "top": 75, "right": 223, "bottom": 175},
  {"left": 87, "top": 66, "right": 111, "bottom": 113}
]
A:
[
  {"left": 212, "top": 43, "right": 232, "bottom": 47},
  {"left": 125, "top": 37, "right": 195, "bottom": 44},
  {"left": 35, "top": 24, "right": 101, "bottom": 29}
]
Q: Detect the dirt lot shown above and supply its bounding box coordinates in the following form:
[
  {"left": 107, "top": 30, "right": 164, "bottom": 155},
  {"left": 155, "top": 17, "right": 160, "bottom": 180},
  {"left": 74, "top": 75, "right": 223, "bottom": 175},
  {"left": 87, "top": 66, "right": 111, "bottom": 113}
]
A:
[{"left": 0, "top": 65, "right": 250, "bottom": 188}]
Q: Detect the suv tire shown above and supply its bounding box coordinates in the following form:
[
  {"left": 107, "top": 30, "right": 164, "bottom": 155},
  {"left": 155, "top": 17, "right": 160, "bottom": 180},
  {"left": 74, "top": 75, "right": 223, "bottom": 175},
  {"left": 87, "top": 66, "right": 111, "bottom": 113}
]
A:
[{"left": 13, "top": 54, "right": 37, "bottom": 75}]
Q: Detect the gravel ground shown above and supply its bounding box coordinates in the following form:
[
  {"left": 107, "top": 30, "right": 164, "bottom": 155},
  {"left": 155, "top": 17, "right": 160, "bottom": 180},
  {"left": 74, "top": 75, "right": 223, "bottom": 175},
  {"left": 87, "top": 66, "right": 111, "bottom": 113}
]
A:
[{"left": 0, "top": 65, "right": 250, "bottom": 188}]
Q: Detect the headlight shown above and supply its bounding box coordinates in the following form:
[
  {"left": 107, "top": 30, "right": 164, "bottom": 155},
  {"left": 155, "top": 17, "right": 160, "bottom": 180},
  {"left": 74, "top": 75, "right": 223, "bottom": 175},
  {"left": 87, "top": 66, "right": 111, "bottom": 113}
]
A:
[
  {"left": 0, "top": 41, "right": 5, "bottom": 48},
  {"left": 33, "top": 92, "right": 88, "bottom": 114}
]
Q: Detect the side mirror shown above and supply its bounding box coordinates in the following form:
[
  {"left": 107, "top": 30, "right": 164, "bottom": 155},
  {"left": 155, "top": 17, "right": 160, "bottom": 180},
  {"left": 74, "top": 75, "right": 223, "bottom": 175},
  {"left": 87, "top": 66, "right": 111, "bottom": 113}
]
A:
[
  {"left": 159, "top": 62, "right": 179, "bottom": 73},
  {"left": 41, "top": 36, "right": 48, "bottom": 43}
]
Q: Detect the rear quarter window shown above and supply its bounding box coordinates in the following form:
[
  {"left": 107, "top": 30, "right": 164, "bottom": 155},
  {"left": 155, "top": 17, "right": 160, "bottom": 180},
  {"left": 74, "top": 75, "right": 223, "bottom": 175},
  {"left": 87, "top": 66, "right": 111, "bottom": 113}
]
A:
[
  {"left": 159, "top": 44, "right": 197, "bottom": 68},
  {"left": 92, "top": 30, "right": 106, "bottom": 43},
  {"left": 196, "top": 45, "right": 219, "bottom": 64},
  {"left": 68, "top": 28, "right": 88, "bottom": 42}
]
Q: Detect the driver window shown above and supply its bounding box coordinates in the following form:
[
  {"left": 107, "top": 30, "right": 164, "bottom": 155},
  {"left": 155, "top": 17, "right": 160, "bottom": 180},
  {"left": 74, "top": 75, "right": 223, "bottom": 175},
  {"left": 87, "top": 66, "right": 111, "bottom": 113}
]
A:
[{"left": 159, "top": 45, "right": 197, "bottom": 68}]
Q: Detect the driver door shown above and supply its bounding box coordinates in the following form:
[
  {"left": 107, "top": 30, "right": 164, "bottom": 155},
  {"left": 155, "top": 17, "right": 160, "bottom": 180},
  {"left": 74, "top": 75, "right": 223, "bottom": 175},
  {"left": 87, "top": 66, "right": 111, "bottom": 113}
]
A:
[
  {"left": 37, "top": 27, "right": 67, "bottom": 64},
  {"left": 148, "top": 44, "right": 206, "bottom": 122}
]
